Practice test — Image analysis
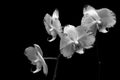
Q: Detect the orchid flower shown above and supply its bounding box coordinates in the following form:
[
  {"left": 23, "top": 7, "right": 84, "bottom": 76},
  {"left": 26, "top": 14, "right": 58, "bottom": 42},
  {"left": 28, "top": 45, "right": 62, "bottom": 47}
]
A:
[{"left": 63, "top": 25, "right": 80, "bottom": 44}]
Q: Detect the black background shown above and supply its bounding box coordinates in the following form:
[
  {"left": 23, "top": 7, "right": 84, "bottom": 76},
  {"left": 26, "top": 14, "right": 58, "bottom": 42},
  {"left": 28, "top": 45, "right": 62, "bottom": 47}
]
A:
[{"left": 6, "top": 0, "right": 119, "bottom": 80}]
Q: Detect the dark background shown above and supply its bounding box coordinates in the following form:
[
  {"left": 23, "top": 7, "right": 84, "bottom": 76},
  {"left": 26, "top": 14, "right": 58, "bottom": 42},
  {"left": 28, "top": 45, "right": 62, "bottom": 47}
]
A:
[{"left": 6, "top": 0, "right": 119, "bottom": 80}]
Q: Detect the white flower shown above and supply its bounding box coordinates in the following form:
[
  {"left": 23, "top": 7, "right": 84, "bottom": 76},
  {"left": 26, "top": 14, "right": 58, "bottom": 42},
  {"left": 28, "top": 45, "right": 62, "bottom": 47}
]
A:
[{"left": 64, "top": 25, "right": 79, "bottom": 44}]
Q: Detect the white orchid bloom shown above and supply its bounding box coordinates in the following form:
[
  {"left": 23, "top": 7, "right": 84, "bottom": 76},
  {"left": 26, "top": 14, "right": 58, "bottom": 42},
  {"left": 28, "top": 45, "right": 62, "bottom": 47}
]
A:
[
  {"left": 64, "top": 25, "right": 79, "bottom": 44},
  {"left": 84, "top": 8, "right": 101, "bottom": 24}
]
